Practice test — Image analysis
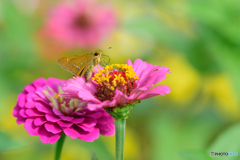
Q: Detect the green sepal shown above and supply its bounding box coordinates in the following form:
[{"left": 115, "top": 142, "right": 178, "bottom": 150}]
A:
[{"left": 105, "top": 100, "right": 140, "bottom": 119}]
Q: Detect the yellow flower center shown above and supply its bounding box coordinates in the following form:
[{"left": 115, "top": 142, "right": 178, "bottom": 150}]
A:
[{"left": 92, "top": 64, "right": 139, "bottom": 101}]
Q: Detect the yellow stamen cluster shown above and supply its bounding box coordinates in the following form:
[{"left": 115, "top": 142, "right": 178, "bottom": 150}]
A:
[
  {"left": 115, "top": 64, "right": 139, "bottom": 80},
  {"left": 92, "top": 64, "right": 139, "bottom": 90}
]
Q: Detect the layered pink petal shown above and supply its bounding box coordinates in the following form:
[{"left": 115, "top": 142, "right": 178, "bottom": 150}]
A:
[
  {"left": 38, "top": 126, "right": 61, "bottom": 144},
  {"left": 144, "top": 67, "right": 170, "bottom": 88},
  {"left": 81, "top": 118, "right": 97, "bottom": 127},
  {"left": 136, "top": 85, "right": 171, "bottom": 100},
  {"left": 77, "top": 127, "right": 100, "bottom": 142},
  {"left": 45, "top": 114, "right": 61, "bottom": 122},
  {"left": 98, "top": 123, "right": 115, "bottom": 136},
  {"left": 114, "top": 89, "right": 132, "bottom": 106},
  {"left": 63, "top": 77, "right": 97, "bottom": 97},
  {"left": 44, "top": 122, "right": 62, "bottom": 134},
  {"left": 71, "top": 117, "right": 85, "bottom": 124},
  {"left": 77, "top": 89, "right": 100, "bottom": 103},
  {"left": 24, "top": 119, "right": 39, "bottom": 136},
  {"left": 63, "top": 125, "right": 82, "bottom": 139},
  {"left": 87, "top": 99, "right": 117, "bottom": 110},
  {"left": 32, "top": 78, "right": 47, "bottom": 88},
  {"left": 85, "top": 112, "right": 102, "bottom": 119},
  {"left": 13, "top": 77, "right": 115, "bottom": 144},
  {"left": 35, "top": 103, "right": 53, "bottom": 114},
  {"left": 34, "top": 117, "right": 47, "bottom": 126},
  {"left": 57, "top": 121, "right": 74, "bottom": 128}
]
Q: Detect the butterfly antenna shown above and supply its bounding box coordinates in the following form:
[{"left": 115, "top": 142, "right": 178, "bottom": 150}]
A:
[{"left": 102, "top": 54, "right": 110, "bottom": 65}]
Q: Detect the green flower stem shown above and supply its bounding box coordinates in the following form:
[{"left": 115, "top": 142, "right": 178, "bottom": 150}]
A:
[
  {"left": 115, "top": 118, "right": 126, "bottom": 160},
  {"left": 105, "top": 101, "right": 140, "bottom": 160},
  {"left": 55, "top": 132, "right": 66, "bottom": 160}
]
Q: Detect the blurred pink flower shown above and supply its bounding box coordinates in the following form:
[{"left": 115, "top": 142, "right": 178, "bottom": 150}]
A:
[
  {"left": 43, "top": 0, "right": 115, "bottom": 48},
  {"left": 63, "top": 59, "right": 171, "bottom": 110},
  {"left": 13, "top": 78, "right": 114, "bottom": 144}
]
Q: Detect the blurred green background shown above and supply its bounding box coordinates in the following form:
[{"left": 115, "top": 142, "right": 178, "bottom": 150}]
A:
[{"left": 1, "top": 0, "right": 240, "bottom": 160}]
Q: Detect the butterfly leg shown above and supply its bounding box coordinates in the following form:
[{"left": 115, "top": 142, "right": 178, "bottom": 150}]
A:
[{"left": 101, "top": 57, "right": 108, "bottom": 66}]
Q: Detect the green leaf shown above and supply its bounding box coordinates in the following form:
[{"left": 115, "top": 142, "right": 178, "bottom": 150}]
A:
[
  {"left": 207, "top": 122, "right": 240, "bottom": 160},
  {"left": 75, "top": 137, "right": 114, "bottom": 160},
  {"left": 123, "top": 15, "right": 190, "bottom": 51},
  {"left": 178, "top": 150, "right": 213, "bottom": 160},
  {"left": 92, "top": 152, "right": 99, "bottom": 160},
  {"left": 0, "top": 132, "right": 23, "bottom": 152},
  {"left": 148, "top": 108, "right": 223, "bottom": 160}
]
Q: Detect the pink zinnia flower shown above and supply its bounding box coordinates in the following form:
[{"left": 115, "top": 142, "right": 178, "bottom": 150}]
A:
[
  {"left": 43, "top": 0, "right": 115, "bottom": 48},
  {"left": 63, "top": 59, "right": 171, "bottom": 110},
  {"left": 12, "top": 78, "right": 114, "bottom": 144}
]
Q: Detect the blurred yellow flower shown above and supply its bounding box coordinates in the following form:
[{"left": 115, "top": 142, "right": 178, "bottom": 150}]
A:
[
  {"left": 62, "top": 142, "right": 90, "bottom": 160},
  {"left": 211, "top": 74, "right": 240, "bottom": 120},
  {"left": 159, "top": 53, "right": 201, "bottom": 106}
]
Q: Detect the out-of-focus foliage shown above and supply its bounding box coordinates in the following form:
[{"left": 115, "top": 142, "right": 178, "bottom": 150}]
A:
[{"left": 0, "top": 0, "right": 240, "bottom": 160}]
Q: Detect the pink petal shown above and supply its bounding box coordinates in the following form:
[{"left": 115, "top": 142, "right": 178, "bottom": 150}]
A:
[
  {"left": 18, "top": 94, "right": 26, "bottom": 108},
  {"left": 25, "top": 109, "right": 44, "bottom": 117},
  {"left": 12, "top": 105, "right": 21, "bottom": 117},
  {"left": 46, "top": 78, "right": 66, "bottom": 93},
  {"left": 129, "top": 86, "right": 149, "bottom": 100},
  {"left": 71, "top": 117, "right": 85, "bottom": 124},
  {"left": 32, "top": 78, "right": 47, "bottom": 88},
  {"left": 23, "top": 85, "right": 35, "bottom": 93},
  {"left": 85, "top": 112, "right": 102, "bottom": 119},
  {"left": 59, "top": 115, "right": 74, "bottom": 121},
  {"left": 17, "top": 93, "right": 26, "bottom": 103},
  {"left": 16, "top": 117, "right": 26, "bottom": 124},
  {"left": 19, "top": 109, "right": 28, "bottom": 118},
  {"left": 87, "top": 99, "right": 116, "bottom": 110},
  {"left": 144, "top": 66, "right": 170, "bottom": 87},
  {"left": 126, "top": 59, "right": 133, "bottom": 66},
  {"left": 24, "top": 119, "right": 39, "bottom": 136},
  {"left": 38, "top": 126, "right": 61, "bottom": 144},
  {"left": 25, "top": 102, "right": 35, "bottom": 109},
  {"left": 78, "top": 125, "right": 95, "bottom": 132},
  {"left": 77, "top": 128, "right": 100, "bottom": 142},
  {"left": 77, "top": 89, "right": 100, "bottom": 103},
  {"left": 35, "top": 88, "right": 48, "bottom": 101},
  {"left": 132, "top": 59, "right": 149, "bottom": 76},
  {"left": 137, "top": 66, "right": 159, "bottom": 88},
  {"left": 63, "top": 78, "right": 86, "bottom": 97},
  {"left": 45, "top": 114, "right": 61, "bottom": 122},
  {"left": 114, "top": 89, "right": 131, "bottom": 106},
  {"left": 57, "top": 121, "right": 73, "bottom": 128},
  {"left": 84, "top": 79, "right": 98, "bottom": 93},
  {"left": 34, "top": 117, "right": 47, "bottom": 126},
  {"left": 97, "top": 116, "right": 110, "bottom": 125},
  {"left": 52, "top": 108, "right": 63, "bottom": 116},
  {"left": 35, "top": 103, "right": 53, "bottom": 114},
  {"left": 101, "top": 111, "right": 114, "bottom": 121},
  {"left": 63, "top": 77, "right": 98, "bottom": 98},
  {"left": 44, "top": 122, "right": 62, "bottom": 134},
  {"left": 32, "top": 94, "right": 47, "bottom": 102},
  {"left": 98, "top": 123, "right": 115, "bottom": 136},
  {"left": 26, "top": 93, "right": 34, "bottom": 102},
  {"left": 81, "top": 118, "right": 97, "bottom": 128},
  {"left": 63, "top": 125, "right": 82, "bottom": 139},
  {"left": 136, "top": 85, "right": 171, "bottom": 100}
]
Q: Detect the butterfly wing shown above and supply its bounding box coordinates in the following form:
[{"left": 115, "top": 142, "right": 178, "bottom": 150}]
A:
[
  {"left": 58, "top": 55, "right": 78, "bottom": 71},
  {"left": 68, "top": 54, "right": 93, "bottom": 76},
  {"left": 58, "top": 53, "right": 92, "bottom": 71}
]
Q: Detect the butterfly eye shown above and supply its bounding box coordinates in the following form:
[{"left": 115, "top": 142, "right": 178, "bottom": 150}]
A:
[{"left": 94, "top": 52, "right": 99, "bottom": 56}]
